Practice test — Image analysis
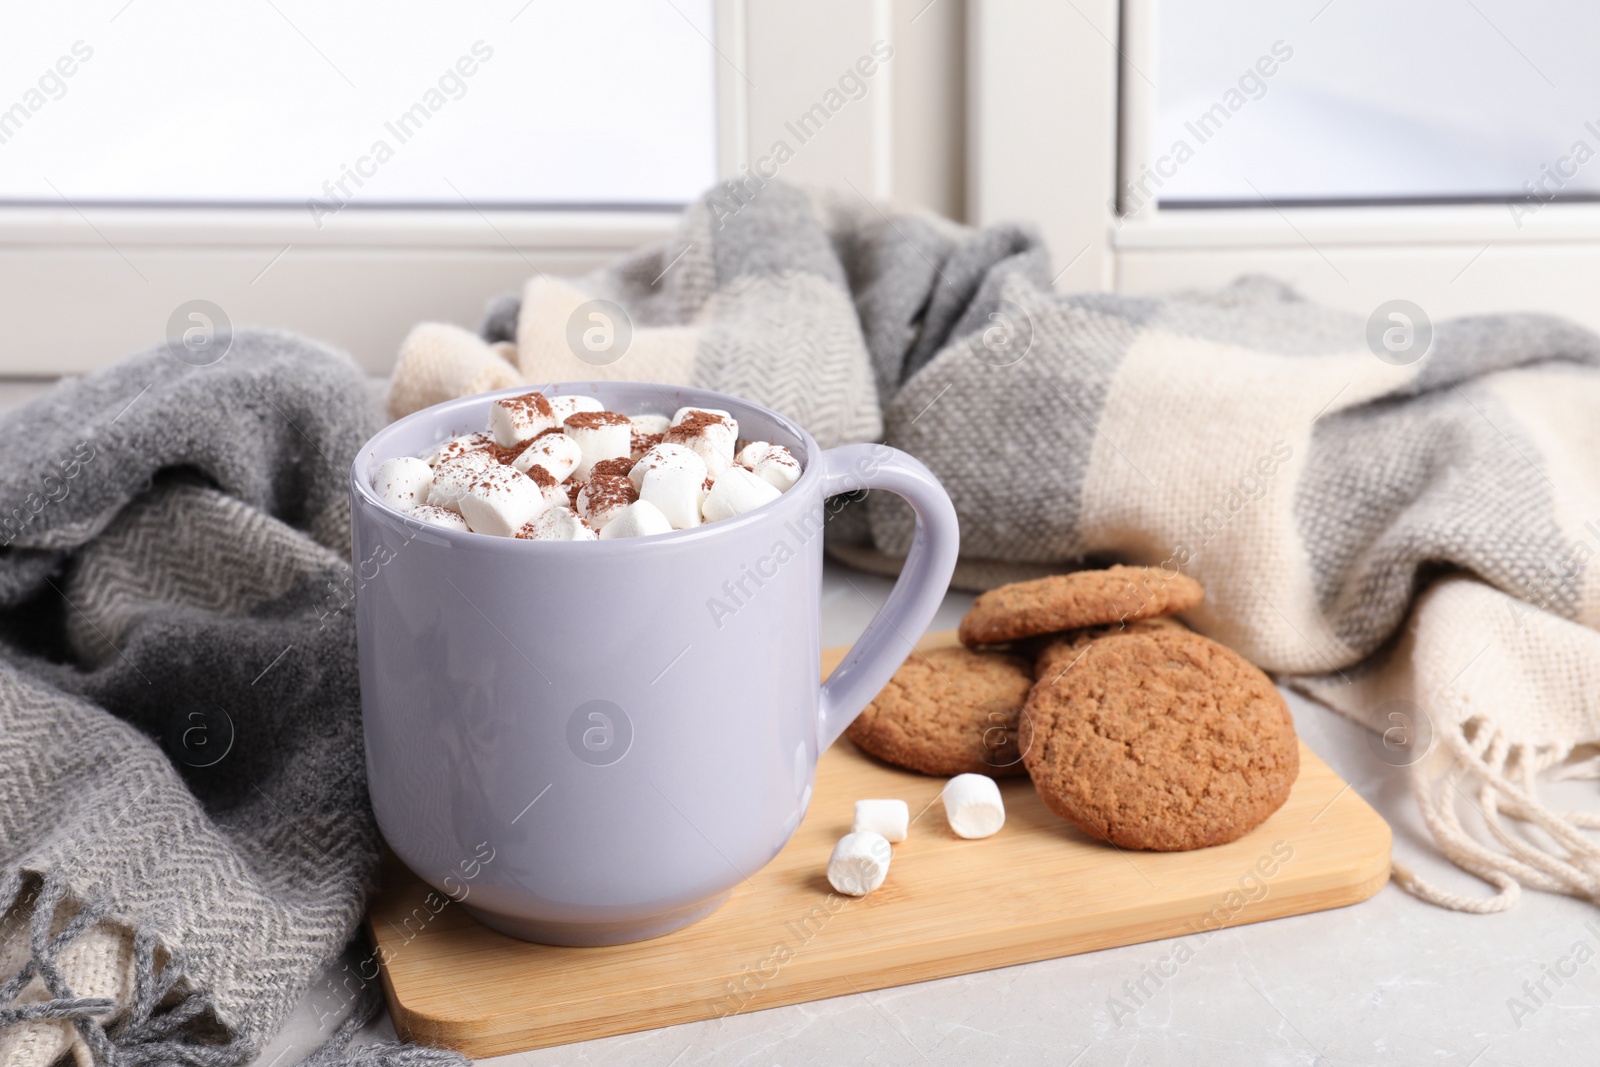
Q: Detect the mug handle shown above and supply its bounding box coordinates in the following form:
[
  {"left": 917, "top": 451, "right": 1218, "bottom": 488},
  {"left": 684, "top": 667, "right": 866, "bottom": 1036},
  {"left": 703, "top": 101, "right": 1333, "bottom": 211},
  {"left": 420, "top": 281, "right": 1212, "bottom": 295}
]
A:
[{"left": 815, "top": 443, "right": 961, "bottom": 751}]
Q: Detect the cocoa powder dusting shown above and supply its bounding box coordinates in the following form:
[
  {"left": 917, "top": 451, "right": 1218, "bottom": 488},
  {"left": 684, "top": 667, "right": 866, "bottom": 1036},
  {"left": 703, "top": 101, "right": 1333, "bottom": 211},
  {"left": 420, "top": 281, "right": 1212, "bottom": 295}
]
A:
[
  {"left": 582, "top": 474, "right": 637, "bottom": 514},
  {"left": 590, "top": 457, "right": 634, "bottom": 479},
  {"left": 565, "top": 410, "right": 631, "bottom": 430},
  {"left": 487, "top": 437, "right": 538, "bottom": 465},
  {"left": 502, "top": 392, "right": 552, "bottom": 418},
  {"left": 670, "top": 411, "right": 726, "bottom": 435}
]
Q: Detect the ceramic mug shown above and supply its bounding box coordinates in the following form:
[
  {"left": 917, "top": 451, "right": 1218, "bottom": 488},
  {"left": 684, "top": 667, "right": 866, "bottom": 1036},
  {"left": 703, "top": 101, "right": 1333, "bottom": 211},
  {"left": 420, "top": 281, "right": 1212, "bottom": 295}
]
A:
[{"left": 350, "top": 382, "right": 959, "bottom": 946}]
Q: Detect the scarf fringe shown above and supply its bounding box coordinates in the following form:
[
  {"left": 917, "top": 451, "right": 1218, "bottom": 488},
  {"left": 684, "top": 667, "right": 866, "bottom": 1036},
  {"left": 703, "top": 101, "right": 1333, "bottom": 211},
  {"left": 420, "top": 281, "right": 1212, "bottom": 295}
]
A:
[{"left": 1396, "top": 716, "right": 1600, "bottom": 913}]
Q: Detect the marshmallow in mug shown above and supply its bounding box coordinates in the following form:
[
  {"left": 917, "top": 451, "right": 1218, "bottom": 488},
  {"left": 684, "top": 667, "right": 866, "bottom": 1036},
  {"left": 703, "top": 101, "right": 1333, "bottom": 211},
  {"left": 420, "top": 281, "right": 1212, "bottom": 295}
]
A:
[
  {"left": 409, "top": 504, "right": 469, "bottom": 531},
  {"left": 517, "top": 506, "right": 598, "bottom": 542},
  {"left": 459, "top": 465, "right": 548, "bottom": 537},
  {"left": 666, "top": 408, "right": 737, "bottom": 477},
  {"left": 673, "top": 406, "right": 737, "bottom": 438},
  {"left": 513, "top": 431, "right": 581, "bottom": 482},
  {"left": 375, "top": 390, "right": 804, "bottom": 540},
  {"left": 564, "top": 410, "right": 633, "bottom": 481},
  {"left": 628, "top": 414, "right": 670, "bottom": 460},
  {"left": 702, "top": 467, "right": 780, "bottom": 524},
  {"left": 424, "top": 431, "right": 493, "bottom": 468},
  {"left": 427, "top": 451, "right": 495, "bottom": 511},
  {"left": 371, "top": 457, "right": 432, "bottom": 508},
  {"left": 632, "top": 443, "right": 707, "bottom": 530},
  {"left": 521, "top": 464, "right": 575, "bottom": 511},
  {"left": 737, "top": 441, "right": 803, "bottom": 491},
  {"left": 599, "top": 499, "right": 674, "bottom": 539},
  {"left": 575, "top": 474, "right": 639, "bottom": 530},
  {"left": 489, "top": 393, "right": 557, "bottom": 447},
  {"left": 548, "top": 395, "right": 605, "bottom": 422}
]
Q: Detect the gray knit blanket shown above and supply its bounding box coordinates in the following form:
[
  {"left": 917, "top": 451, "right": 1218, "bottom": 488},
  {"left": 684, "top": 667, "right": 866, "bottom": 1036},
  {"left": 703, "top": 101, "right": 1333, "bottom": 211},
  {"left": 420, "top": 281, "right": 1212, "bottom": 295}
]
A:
[
  {"left": 394, "top": 180, "right": 1600, "bottom": 914},
  {"left": 0, "top": 334, "right": 461, "bottom": 1065}
]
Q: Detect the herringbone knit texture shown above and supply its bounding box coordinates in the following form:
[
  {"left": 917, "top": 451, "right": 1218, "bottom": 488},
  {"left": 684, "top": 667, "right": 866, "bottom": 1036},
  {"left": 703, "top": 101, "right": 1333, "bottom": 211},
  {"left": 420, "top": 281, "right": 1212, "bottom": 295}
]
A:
[
  {"left": 392, "top": 181, "right": 1600, "bottom": 913},
  {"left": 0, "top": 332, "right": 464, "bottom": 1065}
]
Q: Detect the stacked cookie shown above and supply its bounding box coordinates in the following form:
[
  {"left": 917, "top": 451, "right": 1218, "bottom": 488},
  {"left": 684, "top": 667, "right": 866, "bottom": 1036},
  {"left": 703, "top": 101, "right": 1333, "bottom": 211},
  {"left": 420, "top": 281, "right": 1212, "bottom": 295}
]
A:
[{"left": 847, "top": 565, "right": 1299, "bottom": 852}]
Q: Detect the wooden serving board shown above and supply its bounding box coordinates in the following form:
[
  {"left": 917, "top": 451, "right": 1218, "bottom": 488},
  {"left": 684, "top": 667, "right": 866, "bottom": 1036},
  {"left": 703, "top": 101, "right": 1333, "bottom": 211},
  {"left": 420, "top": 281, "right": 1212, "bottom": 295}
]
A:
[{"left": 369, "top": 632, "right": 1391, "bottom": 1058}]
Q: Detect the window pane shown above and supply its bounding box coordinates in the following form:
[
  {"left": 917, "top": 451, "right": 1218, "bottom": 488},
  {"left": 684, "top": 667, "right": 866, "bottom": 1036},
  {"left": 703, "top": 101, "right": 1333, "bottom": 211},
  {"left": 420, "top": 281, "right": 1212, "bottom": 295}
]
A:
[
  {"left": 0, "top": 1, "right": 717, "bottom": 208},
  {"left": 1152, "top": 0, "right": 1598, "bottom": 206}
]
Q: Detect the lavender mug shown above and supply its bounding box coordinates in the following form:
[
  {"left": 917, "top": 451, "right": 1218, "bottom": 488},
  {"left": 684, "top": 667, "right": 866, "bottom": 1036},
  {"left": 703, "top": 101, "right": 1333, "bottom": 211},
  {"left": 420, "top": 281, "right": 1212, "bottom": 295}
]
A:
[{"left": 350, "top": 382, "right": 959, "bottom": 945}]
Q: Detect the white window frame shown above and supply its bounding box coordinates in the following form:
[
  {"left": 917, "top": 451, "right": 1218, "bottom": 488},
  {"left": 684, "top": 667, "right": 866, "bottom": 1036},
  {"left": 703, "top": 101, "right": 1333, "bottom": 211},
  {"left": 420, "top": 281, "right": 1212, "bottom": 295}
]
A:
[
  {"left": 969, "top": 0, "right": 1600, "bottom": 336},
  {"left": 0, "top": 208, "right": 682, "bottom": 377},
  {"left": 0, "top": 0, "right": 925, "bottom": 377}
]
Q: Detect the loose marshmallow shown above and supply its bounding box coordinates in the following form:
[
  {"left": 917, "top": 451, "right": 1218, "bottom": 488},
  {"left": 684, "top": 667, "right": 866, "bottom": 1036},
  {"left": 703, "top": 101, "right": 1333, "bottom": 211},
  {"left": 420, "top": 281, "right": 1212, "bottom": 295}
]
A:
[
  {"left": 428, "top": 451, "right": 496, "bottom": 510},
  {"left": 563, "top": 411, "right": 633, "bottom": 481},
  {"left": 488, "top": 392, "right": 557, "bottom": 446},
  {"left": 458, "top": 465, "right": 548, "bottom": 537},
  {"left": 665, "top": 411, "right": 736, "bottom": 473},
  {"left": 512, "top": 431, "right": 581, "bottom": 482},
  {"left": 631, "top": 443, "right": 708, "bottom": 529},
  {"left": 738, "top": 442, "right": 803, "bottom": 491},
  {"left": 516, "top": 506, "right": 598, "bottom": 541},
  {"left": 853, "top": 799, "right": 909, "bottom": 843},
  {"left": 425, "top": 431, "right": 493, "bottom": 467},
  {"left": 575, "top": 474, "right": 638, "bottom": 530},
  {"left": 941, "top": 774, "right": 1005, "bottom": 839},
  {"left": 371, "top": 457, "right": 432, "bottom": 508},
  {"left": 408, "top": 504, "right": 469, "bottom": 531},
  {"left": 672, "top": 406, "right": 738, "bottom": 439},
  {"left": 599, "top": 499, "right": 674, "bottom": 539},
  {"left": 700, "top": 466, "right": 781, "bottom": 523},
  {"left": 827, "top": 831, "right": 892, "bottom": 897},
  {"left": 546, "top": 394, "right": 604, "bottom": 423}
]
